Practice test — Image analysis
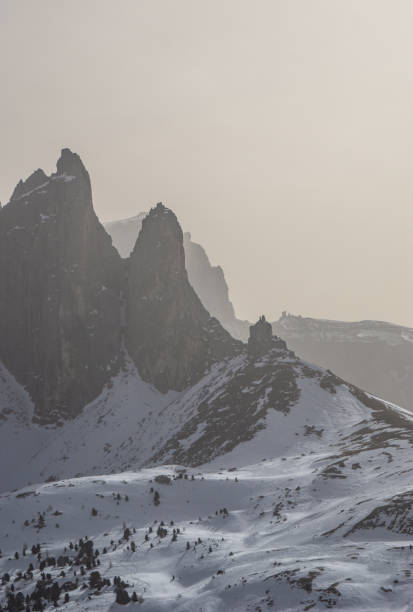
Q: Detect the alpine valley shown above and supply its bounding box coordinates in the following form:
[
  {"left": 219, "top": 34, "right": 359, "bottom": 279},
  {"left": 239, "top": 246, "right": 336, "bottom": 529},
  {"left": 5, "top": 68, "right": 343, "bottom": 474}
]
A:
[{"left": 1, "top": 150, "right": 413, "bottom": 612}]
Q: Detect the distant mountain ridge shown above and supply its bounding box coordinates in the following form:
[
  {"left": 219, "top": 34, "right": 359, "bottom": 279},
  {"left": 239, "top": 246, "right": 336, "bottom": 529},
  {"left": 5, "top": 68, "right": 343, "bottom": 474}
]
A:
[{"left": 273, "top": 313, "right": 413, "bottom": 412}]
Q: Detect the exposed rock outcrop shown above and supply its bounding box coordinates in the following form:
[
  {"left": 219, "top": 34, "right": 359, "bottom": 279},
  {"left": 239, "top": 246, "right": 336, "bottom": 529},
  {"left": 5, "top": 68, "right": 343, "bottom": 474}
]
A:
[
  {"left": 104, "top": 216, "right": 250, "bottom": 341},
  {"left": 126, "top": 203, "right": 242, "bottom": 392},
  {"left": 10, "top": 168, "right": 49, "bottom": 201},
  {"left": 248, "top": 315, "right": 273, "bottom": 356},
  {"left": 0, "top": 154, "right": 246, "bottom": 422},
  {"left": 0, "top": 149, "right": 123, "bottom": 422}
]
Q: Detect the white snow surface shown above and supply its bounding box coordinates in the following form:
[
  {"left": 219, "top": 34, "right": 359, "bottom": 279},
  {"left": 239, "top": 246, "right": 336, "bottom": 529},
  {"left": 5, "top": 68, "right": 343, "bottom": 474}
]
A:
[
  {"left": 2, "top": 353, "right": 413, "bottom": 610},
  {"left": 1, "top": 457, "right": 413, "bottom": 611}
]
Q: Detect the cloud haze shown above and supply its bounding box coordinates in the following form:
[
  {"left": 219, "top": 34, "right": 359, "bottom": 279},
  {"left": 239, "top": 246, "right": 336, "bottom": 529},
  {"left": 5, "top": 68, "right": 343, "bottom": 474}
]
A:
[{"left": 1, "top": 0, "right": 412, "bottom": 325}]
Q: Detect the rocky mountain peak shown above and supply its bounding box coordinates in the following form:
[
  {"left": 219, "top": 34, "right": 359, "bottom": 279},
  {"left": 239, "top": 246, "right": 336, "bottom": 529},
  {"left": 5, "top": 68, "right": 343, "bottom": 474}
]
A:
[
  {"left": 10, "top": 168, "right": 48, "bottom": 201},
  {"left": 1, "top": 152, "right": 246, "bottom": 421},
  {"left": 248, "top": 315, "right": 273, "bottom": 356},
  {"left": 55, "top": 147, "right": 88, "bottom": 179},
  {"left": 126, "top": 202, "right": 242, "bottom": 392},
  {"left": 104, "top": 214, "right": 250, "bottom": 340},
  {"left": 130, "top": 202, "right": 186, "bottom": 283},
  {"left": 0, "top": 149, "right": 122, "bottom": 423}
]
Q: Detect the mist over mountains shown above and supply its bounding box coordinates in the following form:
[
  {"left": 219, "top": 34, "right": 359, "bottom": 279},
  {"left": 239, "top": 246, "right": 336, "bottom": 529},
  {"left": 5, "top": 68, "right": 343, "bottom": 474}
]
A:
[
  {"left": 273, "top": 314, "right": 413, "bottom": 413},
  {"left": 105, "top": 214, "right": 413, "bottom": 413},
  {"left": 1, "top": 150, "right": 413, "bottom": 611}
]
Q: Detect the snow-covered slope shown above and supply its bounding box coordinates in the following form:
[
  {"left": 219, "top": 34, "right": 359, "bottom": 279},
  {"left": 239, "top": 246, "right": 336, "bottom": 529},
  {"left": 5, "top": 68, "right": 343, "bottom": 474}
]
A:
[
  {"left": 2, "top": 335, "right": 413, "bottom": 609},
  {"left": 2, "top": 450, "right": 413, "bottom": 611},
  {"left": 2, "top": 337, "right": 413, "bottom": 494},
  {"left": 0, "top": 357, "right": 180, "bottom": 492}
]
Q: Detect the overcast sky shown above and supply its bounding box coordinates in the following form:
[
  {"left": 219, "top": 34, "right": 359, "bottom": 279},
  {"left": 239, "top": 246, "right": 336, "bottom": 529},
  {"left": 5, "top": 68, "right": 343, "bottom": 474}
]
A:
[{"left": 1, "top": 0, "right": 412, "bottom": 325}]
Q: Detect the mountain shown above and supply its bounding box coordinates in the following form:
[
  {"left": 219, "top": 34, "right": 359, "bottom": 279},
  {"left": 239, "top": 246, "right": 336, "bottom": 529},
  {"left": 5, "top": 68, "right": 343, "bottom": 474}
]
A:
[
  {"left": 1, "top": 318, "right": 413, "bottom": 610},
  {"left": 2, "top": 150, "right": 413, "bottom": 610},
  {"left": 0, "top": 149, "right": 123, "bottom": 423},
  {"left": 0, "top": 151, "right": 242, "bottom": 423},
  {"left": 183, "top": 233, "right": 250, "bottom": 341},
  {"left": 105, "top": 216, "right": 413, "bottom": 415},
  {"left": 104, "top": 215, "right": 250, "bottom": 341},
  {"left": 274, "top": 313, "right": 413, "bottom": 412},
  {"left": 2, "top": 313, "right": 410, "bottom": 489},
  {"left": 125, "top": 203, "right": 241, "bottom": 392}
]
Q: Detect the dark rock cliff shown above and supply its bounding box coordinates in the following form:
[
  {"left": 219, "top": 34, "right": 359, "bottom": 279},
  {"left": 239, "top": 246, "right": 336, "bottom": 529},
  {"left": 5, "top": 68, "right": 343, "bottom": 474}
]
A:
[
  {"left": 248, "top": 315, "right": 273, "bottom": 356},
  {"left": 0, "top": 153, "right": 243, "bottom": 422},
  {"left": 103, "top": 216, "right": 250, "bottom": 341},
  {"left": 125, "top": 203, "right": 242, "bottom": 392},
  {"left": 0, "top": 149, "right": 123, "bottom": 422}
]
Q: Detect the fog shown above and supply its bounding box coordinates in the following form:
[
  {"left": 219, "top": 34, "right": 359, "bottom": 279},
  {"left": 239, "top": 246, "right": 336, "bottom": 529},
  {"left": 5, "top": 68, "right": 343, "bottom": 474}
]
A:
[{"left": 1, "top": 0, "right": 412, "bottom": 325}]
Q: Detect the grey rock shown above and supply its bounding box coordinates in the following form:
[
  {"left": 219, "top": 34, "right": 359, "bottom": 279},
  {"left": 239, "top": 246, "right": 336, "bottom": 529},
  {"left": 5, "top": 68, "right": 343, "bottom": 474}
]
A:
[
  {"left": 0, "top": 149, "right": 123, "bottom": 422},
  {"left": 104, "top": 216, "right": 250, "bottom": 341},
  {"left": 0, "top": 156, "right": 245, "bottom": 422},
  {"left": 248, "top": 315, "right": 273, "bottom": 356},
  {"left": 125, "top": 203, "right": 243, "bottom": 392}
]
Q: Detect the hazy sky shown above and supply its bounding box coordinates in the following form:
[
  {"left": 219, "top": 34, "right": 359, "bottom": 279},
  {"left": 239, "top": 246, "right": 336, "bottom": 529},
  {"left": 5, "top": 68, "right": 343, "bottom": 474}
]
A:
[{"left": 1, "top": 1, "right": 412, "bottom": 326}]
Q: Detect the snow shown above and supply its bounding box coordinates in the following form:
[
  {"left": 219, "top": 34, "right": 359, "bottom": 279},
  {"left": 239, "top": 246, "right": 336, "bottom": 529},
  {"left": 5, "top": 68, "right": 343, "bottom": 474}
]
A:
[
  {"left": 0, "top": 357, "right": 180, "bottom": 491},
  {"left": 12, "top": 181, "right": 50, "bottom": 201},
  {"left": 1, "top": 349, "right": 413, "bottom": 609},
  {"left": 51, "top": 174, "right": 76, "bottom": 183},
  {"left": 1, "top": 458, "right": 413, "bottom": 611}
]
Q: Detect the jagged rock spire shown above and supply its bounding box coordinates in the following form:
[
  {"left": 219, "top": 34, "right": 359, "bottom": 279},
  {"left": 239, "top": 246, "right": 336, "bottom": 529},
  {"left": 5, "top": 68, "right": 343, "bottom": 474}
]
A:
[
  {"left": 248, "top": 315, "right": 273, "bottom": 356},
  {"left": 126, "top": 202, "right": 242, "bottom": 392},
  {"left": 0, "top": 148, "right": 122, "bottom": 422},
  {"left": 56, "top": 147, "right": 88, "bottom": 179},
  {"left": 0, "top": 150, "right": 244, "bottom": 421}
]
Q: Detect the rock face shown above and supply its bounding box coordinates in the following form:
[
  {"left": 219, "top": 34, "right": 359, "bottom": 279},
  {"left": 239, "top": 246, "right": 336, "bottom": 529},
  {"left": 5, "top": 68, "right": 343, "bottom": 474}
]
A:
[
  {"left": 248, "top": 316, "right": 273, "bottom": 356},
  {"left": 126, "top": 203, "right": 242, "bottom": 392},
  {"left": 0, "top": 154, "right": 245, "bottom": 422},
  {"left": 0, "top": 149, "right": 123, "bottom": 422},
  {"left": 247, "top": 315, "right": 287, "bottom": 358},
  {"left": 104, "top": 216, "right": 250, "bottom": 341},
  {"left": 10, "top": 168, "right": 48, "bottom": 201}
]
